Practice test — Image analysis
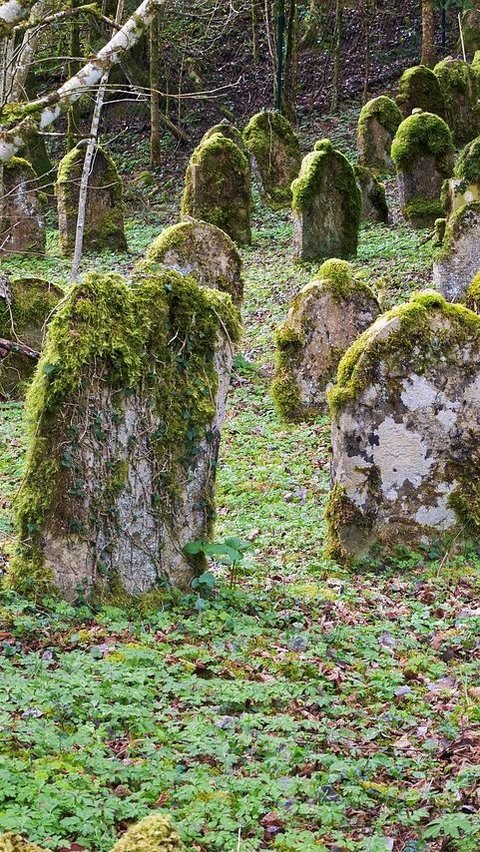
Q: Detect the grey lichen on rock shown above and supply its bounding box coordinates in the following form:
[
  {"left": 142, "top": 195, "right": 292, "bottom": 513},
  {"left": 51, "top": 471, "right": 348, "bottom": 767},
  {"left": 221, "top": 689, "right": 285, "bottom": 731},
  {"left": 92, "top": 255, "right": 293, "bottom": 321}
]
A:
[
  {"left": 56, "top": 143, "right": 127, "bottom": 256},
  {"left": 433, "top": 201, "right": 480, "bottom": 302},
  {"left": 391, "top": 111, "right": 454, "bottom": 228},
  {"left": 396, "top": 65, "right": 446, "bottom": 119},
  {"left": 242, "top": 110, "right": 301, "bottom": 208},
  {"left": 0, "top": 158, "right": 45, "bottom": 257},
  {"left": 181, "top": 133, "right": 251, "bottom": 245},
  {"left": 433, "top": 57, "right": 480, "bottom": 146},
  {"left": 291, "top": 140, "right": 361, "bottom": 261},
  {"left": 0, "top": 276, "right": 63, "bottom": 398},
  {"left": 9, "top": 269, "right": 241, "bottom": 602},
  {"left": 272, "top": 259, "right": 380, "bottom": 422},
  {"left": 357, "top": 96, "right": 402, "bottom": 174},
  {"left": 0, "top": 835, "right": 50, "bottom": 852},
  {"left": 327, "top": 291, "right": 480, "bottom": 566},
  {"left": 136, "top": 218, "right": 243, "bottom": 305},
  {"left": 110, "top": 814, "right": 184, "bottom": 852},
  {"left": 354, "top": 165, "right": 388, "bottom": 224}
]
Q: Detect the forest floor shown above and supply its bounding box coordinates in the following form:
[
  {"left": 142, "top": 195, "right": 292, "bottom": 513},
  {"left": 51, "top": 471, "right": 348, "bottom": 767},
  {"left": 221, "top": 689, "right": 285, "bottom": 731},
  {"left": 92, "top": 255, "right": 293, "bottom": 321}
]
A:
[{"left": 1, "top": 108, "right": 480, "bottom": 852}]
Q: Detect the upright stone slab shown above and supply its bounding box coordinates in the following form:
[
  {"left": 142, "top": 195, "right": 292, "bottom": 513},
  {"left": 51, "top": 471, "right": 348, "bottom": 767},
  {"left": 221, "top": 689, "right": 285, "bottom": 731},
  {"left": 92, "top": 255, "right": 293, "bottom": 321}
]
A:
[
  {"left": 433, "top": 202, "right": 480, "bottom": 302},
  {"left": 292, "top": 140, "right": 361, "bottom": 261},
  {"left": 391, "top": 111, "right": 454, "bottom": 228},
  {"left": 181, "top": 133, "right": 251, "bottom": 245},
  {"left": 354, "top": 165, "right": 388, "bottom": 224},
  {"left": 357, "top": 96, "right": 402, "bottom": 174},
  {"left": 460, "top": 9, "right": 480, "bottom": 56},
  {"left": 327, "top": 292, "right": 480, "bottom": 565},
  {"left": 396, "top": 65, "right": 446, "bottom": 119},
  {"left": 434, "top": 58, "right": 480, "bottom": 146},
  {"left": 443, "top": 136, "right": 480, "bottom": 218},
  {"left": 272, "top": 260, "right": 380, "bottom": 421},
  {"left": 0, "top": 158, "right": 45, "bottom": 257},
  {"left": 242, "top": 111, "right": 301, "bottom": 208},
  {"left": 137, "top": 218, "right": 243, "bottom": 305},
  {"left": 201, "top": 121, "right": 246, "bottom": 153},
  {"left": 0, "top": 276, "right": 62, "bottom": 398},
  {"left": 56, "top": 144, "right": 127, "bottom": 255},
  {"left": 10, "top": 270, "right": 241, "bottom": 600}
]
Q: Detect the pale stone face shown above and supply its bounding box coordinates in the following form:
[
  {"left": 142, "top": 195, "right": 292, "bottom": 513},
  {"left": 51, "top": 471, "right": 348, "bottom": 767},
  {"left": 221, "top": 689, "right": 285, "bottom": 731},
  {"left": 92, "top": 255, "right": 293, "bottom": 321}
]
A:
[
  {"left": 329, "top": 308, "right": 480, "bottom": 562},
  {"left": 397, "top": 153, "right": 446, "bottom": 228},
  {"left": 433, "top": 205, "right": 480, "bottom": 302},
  {"left": 358, "top": 117, "right": 394, "bottom": 173},
  {"left": 0, "top": 162, "right": 45, "bottom": 258}
]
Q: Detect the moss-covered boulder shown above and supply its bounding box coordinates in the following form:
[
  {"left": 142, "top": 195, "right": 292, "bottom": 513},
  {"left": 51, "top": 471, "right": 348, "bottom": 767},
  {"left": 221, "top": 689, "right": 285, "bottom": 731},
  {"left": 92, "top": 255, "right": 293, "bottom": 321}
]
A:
[
  {"left": 272, "top": 259, "right": 380, "bottom": 421},
  {"left": 0, "top": 158, "right": 45, "bottom": 257},
  {"left": 327, "top": 291, "right": 480, "bottom": 566},
  {"left": 200, "top": 120, "right": 246, "bottom": 153},
  {"left": 291, "top": 140, "right": 361, "bottom": 261},
  {"left": 391, "top": 111, "right": 454, "bottom": 228},
  {"left": 0, "top": 276, "right": 63, "bottom": 399},
  {"left": 354, "top": 165, "right": 388, "bottom": 224},
  {"left": 110, "top": 814, "right": 184, "bottom": 852},
  {"left": 0, "top": 835, "right": 50, "bottom": 852},
  {"left": 396, "top": 65, "right": 446, "bottom": 119},
  {"left": 56, "top": 144, "right": 126, "bottom": 256},
  {"left": 181, "top": 133, "right": 251, "bottom": 245},
  {"left": 443, "top": 136, "right": 480, "bottom": 218},
  {"left": 434, "top": 58, "right": 480, "bottom": 146},
  {"left": 242, "top": 110, "right": 301, "bottom": 208},
  {"left": 433, "top": 202, "right": 480, "bottom": 302},
  {"left": 136, "top": 218, "right": 243, "bottom": 305},
  {"left": 357, "top": 96, "right": 402, "bottom": 174},
  {"left": 9, "top": 269, "right": 241, "bottom": 601}
]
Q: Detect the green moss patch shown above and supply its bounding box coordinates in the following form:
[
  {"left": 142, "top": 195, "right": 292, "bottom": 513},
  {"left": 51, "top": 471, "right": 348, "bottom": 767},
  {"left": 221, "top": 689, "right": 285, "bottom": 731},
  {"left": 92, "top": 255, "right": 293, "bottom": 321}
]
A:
[
  {"left": 391, "top": 112, "right": 454, "bottom": 173},
  {"left": 396, "top": 65, "right": 446, "bottom": 118},
  {"left": 242, "top": 111, "right": 301, "bottom": 208}
]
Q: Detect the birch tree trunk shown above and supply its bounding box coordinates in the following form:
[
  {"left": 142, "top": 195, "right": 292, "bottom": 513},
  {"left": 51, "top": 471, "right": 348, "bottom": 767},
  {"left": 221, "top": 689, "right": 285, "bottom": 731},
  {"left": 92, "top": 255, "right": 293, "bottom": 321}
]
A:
[{"left": 150, "top": 11, "right": 161, "bottom": 165}]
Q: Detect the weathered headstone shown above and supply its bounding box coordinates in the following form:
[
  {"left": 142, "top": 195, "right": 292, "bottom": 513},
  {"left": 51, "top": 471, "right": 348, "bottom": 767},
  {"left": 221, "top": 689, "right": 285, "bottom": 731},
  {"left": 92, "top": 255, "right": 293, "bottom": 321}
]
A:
[
  {"left": 0, "top": 276, "right": 62, "bottom": 398},
  {"left": 391, "top": 111, "right": 454, "bottom": 228},
  {"left": 10, "top": 269, "right": 241, "bottom": 600},
  {"left": 111, "top": 815, "right": 184, "bottom": 852},
  {"left": 272, "top": 259, "right": 380, "bottom": 421},
  {"left": 459, "top": 10, "right": 480, "bottom": 58},
  {"left": 354, "top": 165, "right": 388, "bottom": 224},
  {"left": 0, "top": 158, "right": 45, "bottom": 257},
  {"left": 181, "top": 133, "right": 251, "bottom": 245},
  {"left": 327, "top": 291, "right": 480, "bottom": 565},
  {"left": 56, "top": 144, "right": 127, "bottom": 255},
  {"left": 357, "top": 96, "right": 402, "bottom": 174},
  {"left": 396, "top": 65, "right": 446, "bottom": 119},
  {"left": 242, "top": 110, "right": 301, "bottom": 208},
  {"left": 137, "top": 218, "right": 243, "bottom": 305},
  {"left": 434, "top": 58, "right": 480, "bottom": 146},
  {"left": 291, "top": 140, "right": 361, "bottom": 261},
  {"left": 201, "top": 120, "right": 246, "bottom": 153},
  {"left": 443, "top": 136, "right": 480, "bottom": 218},
  {"left": 433, "top": 202, "right": 480, "bottom": 302}
]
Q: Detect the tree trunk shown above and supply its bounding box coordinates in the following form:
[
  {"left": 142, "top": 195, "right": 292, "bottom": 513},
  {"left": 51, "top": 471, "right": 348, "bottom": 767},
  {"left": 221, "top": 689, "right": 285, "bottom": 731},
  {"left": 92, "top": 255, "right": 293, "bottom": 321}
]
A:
[
  {"left": 282, "top": 0, "right": 297, "bottom": 121},
  {"left": 149, "top": 12, "right": 161, "bottom": 165},
  {"left": 330, "top": 0, "right": 343, "bottom": 113},
  {"left": 422, "top": 0, "right": 435, "bottom": 67},
  {"left": 251, "top": 0, "right": 259, "bottom": 62}
]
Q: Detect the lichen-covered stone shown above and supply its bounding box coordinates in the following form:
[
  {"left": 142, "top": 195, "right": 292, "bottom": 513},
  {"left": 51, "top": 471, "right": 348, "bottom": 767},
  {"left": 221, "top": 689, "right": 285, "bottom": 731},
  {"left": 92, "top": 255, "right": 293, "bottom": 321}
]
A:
[
  {"left": 56, "top": 144, "right": 127, "bottom": 256},
  {"left": 443, "top": 136, "right": 480, "bottom": 218},
  {"left": 110, "top": 814, "right": 184, "bottom": 852},
  {"left": 272, "top": 259, "right": 380, "bottom": 421},
  {"left": 181, "top": 133, "right": 251, "bottom": 245},
  {"left": 466, "top": 270, "right": 480, "bottom": 313},
  {"left": 357, "top": 96, "right": 402, "bottom": 174},
  {"left": 9, "top": 270, "right": 241, "bottom": 601},
  {"left": 354, "top": 165, "right": 388, "bottom": 224},
  {"left": 136, "top": 218, "right": 243, "bottom": 305},
  {"left": 433, "top": 202, "right": 480, "bottom": 302},
  {"left": 242, "top": 110, "right": 301, "bottom": 208},
  {"left": 396, "top": 65, "right": 446, "bottom": 119},
  {"left": 291, "top": 140, "right": 361, "bottom": 261},
  {"left": 391, "top": 112, "right": 454, "bottom": 228},
  {"left": 434, "top": 58, "right": 480, "bottom": 146},
  {"left": 0, "top": 835, "right": 50, "bottom": 852},
  {"left": 0, "top": 276, "right": 63, "bottom": 398},
  {"left": 0, "top": 158, "right": 45, "bottom": 257},
  {"left": 200, "top": 120, "right": 246, "bottom": 153},
  {"left": 327, "top": 291, "right": 480, "bottom": 565}
]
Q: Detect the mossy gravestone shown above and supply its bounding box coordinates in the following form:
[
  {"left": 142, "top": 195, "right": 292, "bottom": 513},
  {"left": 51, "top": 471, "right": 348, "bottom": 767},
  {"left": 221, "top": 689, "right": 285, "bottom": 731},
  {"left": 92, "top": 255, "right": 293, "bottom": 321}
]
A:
[
  {"left": 9, "top": 270, "right": 241, "bottom": 601},
  {"left": 327, "top": 292, "right": 480, "bottom": 566},
  {"left": 292, "top": 140, "right": 361, "bottom": 262},
  {"left": 354, "top": 165, "right": 388, "bottom": 224},
  {"left": 137, "top": 218, "right": 243, "bottom": 305},
  {"left": 357, "top": 96, "right": 402, "bottom": 174},
  {"left": 433, "top": 202, "right": 480, "bottom": 302},
  {"left": 201, "top": 120, "right": 246, "bottom": 153},
  {"left": 0, "top": 158, "right": 45, "bottom": 257},
  {"left": 242, "top": 110, "right": 301, "bottom": 208},
  {"left": 272, "top": 259, "right": 380, "bottom": 421},
  {"left": 56, "top": 144, "right": 127, "bottom": 256},
  {"left": 0, "top": 276, "right": 62, "bottom": 398},
  {"left": 443, "top": 136, "right": 480, "bottom": 218},
  {"left": 396, "top": 65, "right": 446, "bottom": 119},
  {"left": 391, "top": 111, "right": 454, "bottom": 228},
  {"left": 181, "top": 133, "right": 251, "bottom": 246},
  {"left": 434, "top": 58, "right": 480, "bottom": 146}
]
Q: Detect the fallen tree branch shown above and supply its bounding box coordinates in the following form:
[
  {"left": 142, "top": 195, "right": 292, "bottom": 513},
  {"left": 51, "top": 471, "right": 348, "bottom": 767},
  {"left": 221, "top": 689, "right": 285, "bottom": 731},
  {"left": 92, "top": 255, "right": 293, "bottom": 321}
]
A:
[{"left": 0, "top": 336, "right": 39, "bottom": 359}]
